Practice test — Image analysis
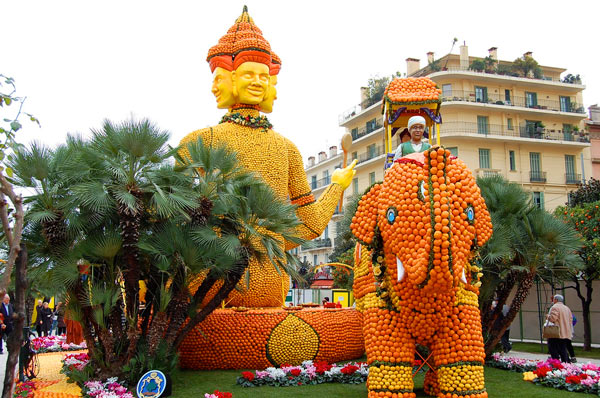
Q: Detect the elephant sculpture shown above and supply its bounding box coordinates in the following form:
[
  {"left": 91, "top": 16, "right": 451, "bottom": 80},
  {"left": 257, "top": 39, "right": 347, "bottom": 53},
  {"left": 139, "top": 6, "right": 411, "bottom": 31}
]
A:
[{"left": 351, "top": 147, "right": 492, "bottom": 398}]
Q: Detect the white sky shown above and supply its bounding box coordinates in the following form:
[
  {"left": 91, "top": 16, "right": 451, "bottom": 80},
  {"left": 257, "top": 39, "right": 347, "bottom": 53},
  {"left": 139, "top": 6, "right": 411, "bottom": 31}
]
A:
[{"left": 3, "top": 0, "right": 599, "bottom": 162}]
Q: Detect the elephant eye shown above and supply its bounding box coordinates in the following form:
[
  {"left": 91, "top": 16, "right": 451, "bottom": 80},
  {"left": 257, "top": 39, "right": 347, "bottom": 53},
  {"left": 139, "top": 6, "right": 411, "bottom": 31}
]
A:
[
  {"left": 417, "top": 180, "right": 426, "bottom": 202},
  {"left": 465, "top": 205, "right": 475, "bottom": 224},
  {"left": 386, "top": 207, "right": 397, "bottom": 224}
]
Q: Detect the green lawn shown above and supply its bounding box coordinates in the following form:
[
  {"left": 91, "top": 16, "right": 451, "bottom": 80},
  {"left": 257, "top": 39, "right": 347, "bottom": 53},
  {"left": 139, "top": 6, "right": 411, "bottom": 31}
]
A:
[
  {"left": 511, "top": 341, "right": 600, "bottom": 360},
  {"left": 171, "top": 366, "right": 596, "bottom": 397}
]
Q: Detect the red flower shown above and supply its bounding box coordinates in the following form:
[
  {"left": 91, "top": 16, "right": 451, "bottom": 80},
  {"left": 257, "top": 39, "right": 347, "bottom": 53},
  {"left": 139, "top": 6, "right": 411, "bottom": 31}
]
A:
[
  {"left": 340, "top": 364, "right": 359, "bottom": 375},
  {"left": 241, "top": 371, "right": 255, "bottom": 381},
  {"left": 213, "top": 391, "right": 232, "bottom": 398},
  {"left": 290, "top": 368, "right": 301, "bottom": 377},
  {"left": 314, "top": 360, "right": 332, "bottom": 374},
  {"left": 533, "top": 365, "right": 552, "bottom": 378},
  {"left": 566, "top": 375, "right": 581, "bottom": 384}
]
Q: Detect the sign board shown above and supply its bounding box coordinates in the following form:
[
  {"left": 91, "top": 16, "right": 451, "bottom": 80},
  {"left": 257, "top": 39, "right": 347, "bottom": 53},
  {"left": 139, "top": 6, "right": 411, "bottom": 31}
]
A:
[{"left": 137, "top": 370, "right": 167, "bottom": 398}]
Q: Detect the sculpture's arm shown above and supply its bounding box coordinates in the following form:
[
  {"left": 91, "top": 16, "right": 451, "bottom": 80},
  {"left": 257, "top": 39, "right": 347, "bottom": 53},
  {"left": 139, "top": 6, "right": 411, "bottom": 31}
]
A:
[{"left": 285, "top": 139, "right": 356, "bottom": 250}]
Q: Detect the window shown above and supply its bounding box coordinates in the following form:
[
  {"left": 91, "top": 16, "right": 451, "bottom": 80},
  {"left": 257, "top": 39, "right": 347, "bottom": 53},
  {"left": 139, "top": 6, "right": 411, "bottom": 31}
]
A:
[
  {"left": 351, "top": 151, "right": 358, "bottom": 160},
  {"left": 351, "top": 127, "right": 358, "bottom": 139},
  {"left": 563, "top": 124, "right": 573, "bottom": 141},
  {"left": 477, "top": 116, "right": 489, "bottom": 135},
  {"left": 560, "top": 96, "right": 571, "bottom": 112},
  {"left": 509, "top": 150, "right": 516, "bottom": 171},
  {"left": 442, "top": 84, "right": 452, "bottom": 98},
  {"left": 323, "top": 225, "right": 329, "bottom": 239},
  {"left": 524, "top": 120, "right": 542, "bottom": 137},
  {"left": 530, "top": 152, "right": 541, "bottom": 172},
  {"left": 525, "top": 92, "right": 537, "bottom": 108},
  {"left": 447, "top": 147, "right": 458, "bottom": 157},
  {"left": 532, "top": 191, "right": 544, "bottom": 209},
  {"left": 323, "top": 170, "right": 330, "bottom": 185},
  {"left": 313, "top": 254, "right": 318, "bottom": 265},
  {"left": 369, "top": 172, "right": 376, "bottom": 185},
  {"left": 478, "top": 149, "right": 490, "bottom": 169},
  {"left": 507, "top": 118, "right": 513, "bottom": 130},
  {"left": 352, "top": 177, "right": 358, "bottom": 195},
  {"left": 367, "top": 144, "right": 376, "bottom": 159},
  {"left": 366, "top": 118, "right": 378, "bottom": 133},
  {"left": 475, "top": 86, "right": 488, "bottom": 102},
  {"left": 303, "top": 256, "right": 307, "bottom": 264},
  {"left": 311, "top": 175, "right": 317, "bottom": 189},
  {"left": 565, "top": 155, "right": 576, "bottom": 182},
  {"left": 505, "top": 89, "right": 511, "bottom": 103}
]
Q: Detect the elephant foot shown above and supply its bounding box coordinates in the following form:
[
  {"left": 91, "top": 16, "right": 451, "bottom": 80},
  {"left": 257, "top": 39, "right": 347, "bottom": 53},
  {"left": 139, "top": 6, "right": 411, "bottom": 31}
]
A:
[
  {"left": 436, "top": 362, "right": 486, "bottom": 398},
  {"left": 368, "top": 392, "right": 415, "bottom": 398},
  {"left": 423, "top": 368, "right": 439, "bottom": 396},
  {"left": 367, "top": 362, "right": 415, "bottom": 398}
]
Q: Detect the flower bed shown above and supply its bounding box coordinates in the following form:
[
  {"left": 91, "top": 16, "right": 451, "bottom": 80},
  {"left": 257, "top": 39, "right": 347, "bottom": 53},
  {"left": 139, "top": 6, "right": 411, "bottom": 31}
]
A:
[
  {"left": 82, "top": 378, "right": 134, "bottom": 398},
  {"left": 14, "top": 381, "right": 36, "bottom": 397},
  {"left": 486, "top": 352, "right": 538, "bottom": 372},
  {"left": 31, "top": 335, "right": 87, "bottom": 353},
  {"left": 204, "top": 391, "right": 232, "bottom": 398},
  {"left": 236, "top": 360, "right": 368, "bottom": 387},
  {"left": 490, "top": 354, "right": 600, "bottom": 394}
]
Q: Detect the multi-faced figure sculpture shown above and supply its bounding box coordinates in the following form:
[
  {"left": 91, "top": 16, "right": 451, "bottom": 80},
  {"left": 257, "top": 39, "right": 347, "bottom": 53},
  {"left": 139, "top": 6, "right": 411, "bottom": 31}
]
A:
[
  {"left": 352, "top": 148, "right": 492, "bottom": 398},
  {"left": 180, "top": 6, "right": 356, "bottom": 308}
]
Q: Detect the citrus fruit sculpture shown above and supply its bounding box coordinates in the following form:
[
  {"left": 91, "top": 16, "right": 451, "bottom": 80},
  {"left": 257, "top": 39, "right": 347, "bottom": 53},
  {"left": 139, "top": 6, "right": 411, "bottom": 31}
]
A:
[
  {"left": 177, "top": 6, "right": 364, "bottom": 369},
  {"left": 351, "top": 146, "right": 493, "bottom": 398}
]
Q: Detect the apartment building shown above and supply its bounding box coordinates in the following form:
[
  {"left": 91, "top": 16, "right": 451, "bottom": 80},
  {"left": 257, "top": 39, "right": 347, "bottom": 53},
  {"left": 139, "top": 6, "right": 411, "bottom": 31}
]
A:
[
  {"left": 298, "top": 44, "right": 591, "bottom": 264},
  {"left": 585, "top": 105, "right": 600, "bottom": 179}
]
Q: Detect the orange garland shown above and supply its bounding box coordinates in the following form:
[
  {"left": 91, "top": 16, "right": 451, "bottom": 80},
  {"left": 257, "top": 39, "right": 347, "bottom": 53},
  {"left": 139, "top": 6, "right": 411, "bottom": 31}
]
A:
[
  {"left": 384, "top": 77, "right": 442, "bottom": 103},
  {"left": 351, "top": 148, "right": 492, "bottom": 398},
  {"left": 179, "top": 307, "right": 364, "bottom": 370}
]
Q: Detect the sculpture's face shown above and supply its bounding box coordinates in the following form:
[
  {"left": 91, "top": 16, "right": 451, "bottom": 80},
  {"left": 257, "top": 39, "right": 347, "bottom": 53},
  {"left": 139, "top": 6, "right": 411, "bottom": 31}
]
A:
[
  {"left": 409, "top": 124, "right": 425, "bottom": 142},
  {"left": 232, "top": 62, "right": 270, "bottom": 105},
  {"left": 211, "top": 67, "right": 235, "bottom": 109},
  {"left": 259, "top": 75, "right": 278, "bottom": 113}
]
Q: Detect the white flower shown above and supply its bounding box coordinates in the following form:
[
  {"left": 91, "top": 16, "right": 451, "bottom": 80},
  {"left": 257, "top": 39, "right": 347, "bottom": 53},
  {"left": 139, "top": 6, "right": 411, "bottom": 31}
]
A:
[{"left": 301, "top": 360, "right": 313, "bottom": 367}]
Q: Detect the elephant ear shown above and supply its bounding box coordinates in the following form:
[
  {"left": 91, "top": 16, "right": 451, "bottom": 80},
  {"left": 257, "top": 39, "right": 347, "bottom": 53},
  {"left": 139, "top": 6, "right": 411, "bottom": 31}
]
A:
[{"left": 350, "top": 183, "right": 382, "bottom": 245}]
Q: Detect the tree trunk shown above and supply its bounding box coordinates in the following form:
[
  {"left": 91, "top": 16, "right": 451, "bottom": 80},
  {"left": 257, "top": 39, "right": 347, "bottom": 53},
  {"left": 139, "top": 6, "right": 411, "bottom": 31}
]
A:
[
  {"left": 484, "top": 270, "right": 535, "bottom": 357},
  {"left": 2, "top": 244, "right": 27, "bottom": 398},
  {"left": 171, "top": 252, "right": 249, "bottom": 350},
  {"left": 483, "top": 272, "right": 517, "bottom": 332},
  {"left": 573, "top": 277, "right": 593, "bottom": 351}
]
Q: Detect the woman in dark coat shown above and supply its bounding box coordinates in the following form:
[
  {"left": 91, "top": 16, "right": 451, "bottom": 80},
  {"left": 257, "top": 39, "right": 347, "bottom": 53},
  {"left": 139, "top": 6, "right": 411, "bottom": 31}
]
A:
[
  {"left": 39, "top": 302, "right": 53, "bottom": 336},
  {"left": 55, "top": 302, "right": 67, "bottom": 336}
]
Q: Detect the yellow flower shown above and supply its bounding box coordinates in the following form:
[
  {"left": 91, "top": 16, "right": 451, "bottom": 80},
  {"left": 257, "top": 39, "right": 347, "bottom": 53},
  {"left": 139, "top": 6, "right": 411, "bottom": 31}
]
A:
[{"left": 523, "top": 371, "right": 536, "bottom": 382}]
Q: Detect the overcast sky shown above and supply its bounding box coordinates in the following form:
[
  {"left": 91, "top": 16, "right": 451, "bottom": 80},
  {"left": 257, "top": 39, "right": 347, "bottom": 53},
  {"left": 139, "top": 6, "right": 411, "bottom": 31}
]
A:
[{"left": 3, "top": 0, "right": 599, "bottom": 162}]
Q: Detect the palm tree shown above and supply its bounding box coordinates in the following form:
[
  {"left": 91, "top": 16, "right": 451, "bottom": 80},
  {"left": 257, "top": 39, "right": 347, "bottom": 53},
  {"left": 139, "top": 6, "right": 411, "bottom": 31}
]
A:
[{"left": 477, "top": 175, "right": 581, "bottom": 356}]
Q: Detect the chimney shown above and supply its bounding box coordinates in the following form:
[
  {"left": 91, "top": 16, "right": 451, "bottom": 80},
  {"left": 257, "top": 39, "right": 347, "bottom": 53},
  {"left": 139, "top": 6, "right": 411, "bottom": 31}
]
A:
[
  {"left": 406, "top": 58, "right": 421, "bottom": 76},
  {"left": 308, "top": 156, "right": 315, "bottom": 167},
  {"left": 488, "top": 47, "right": 498, "bottom": 61},
  {"left": 459, "top": 43, "right": 469, "bottom": 69},
  {"left": 590, "top": 104, "right": 600, "bottom": 122},
  {"left": 329, "top": 146, "right": 338, "bottom": 157},
  {"left": 427, "top": 52, "right": 435, "bottom": 64},
  {"left": 318, "top": 151, "right": 327, "bottom": 162},
  {"left": 523, "top": 51, "right": 533, "bottom": 58},
  {"left": 360, "top": 87, "right": 369, "bottom": 105}
]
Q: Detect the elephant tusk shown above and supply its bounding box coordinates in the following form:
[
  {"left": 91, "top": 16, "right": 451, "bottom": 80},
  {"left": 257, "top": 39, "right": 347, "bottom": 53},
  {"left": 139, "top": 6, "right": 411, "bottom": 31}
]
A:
[
  {"left": 460, "top": 268, "right": 468, "bottom": 284},
  {"left": 396, "top": 257, "right": 405, "bottom": 282}
]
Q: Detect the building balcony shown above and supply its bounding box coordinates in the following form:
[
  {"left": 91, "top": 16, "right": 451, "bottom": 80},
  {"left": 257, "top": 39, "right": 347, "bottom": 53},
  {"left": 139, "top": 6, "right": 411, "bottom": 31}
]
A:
[
  {"left": 339, "top": 98, "right": 383, "bottom": 125},
  {"left": 356, "top": 145, "right": 386, "bottom": 165},
  {"left": 439, "top": 121, "right": 590, "bottom": 144},
  {"left": 301, "top": 238, "right": 332, "bottom": 251},
  {"left": 441, "top": 90, "right": 585, "bottom": 114},
  {"left": 351, "top": 121, "right": 384, "bottom": 141},
  {"left": 311, "top": 176, "right": 331, "bottom": 190},
  {"left": 530, "top": 171, "right": 547, "bottom": 183},
  {"left": 475, "top": 169, "right": 502, "bottom": 178},
  {"left": 566, "top": 173, "right": 582, "bottom": 185}
]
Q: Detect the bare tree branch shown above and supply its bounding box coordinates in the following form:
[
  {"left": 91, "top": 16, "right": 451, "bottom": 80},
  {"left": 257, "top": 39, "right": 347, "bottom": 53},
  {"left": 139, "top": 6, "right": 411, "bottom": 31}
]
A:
[{"left": 0, "top": 172, "right": 24, "bottom": 290}]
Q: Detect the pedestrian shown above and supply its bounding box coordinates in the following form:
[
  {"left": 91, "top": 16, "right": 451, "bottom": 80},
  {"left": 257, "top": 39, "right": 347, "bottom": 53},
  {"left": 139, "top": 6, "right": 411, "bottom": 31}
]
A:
[
  {"left": 566, "top": 315, "right": 577, "bottom": 363},
  {"left": 546, "top": 294, "right": 573, "bottom": 363},
  {"left": 40, "top": 302, "right": 53, "bottom": 337},
  {"left": 500, "top": 304, "right": 512, "bottom": 353},
  {"left": 55, "top": 302, "right": 67, "bottom": 336},
  {"left": 322, "top": 297, "right": 330, "bottom": 307},
  {"left": 34, "top": 300, "right": 43, "bottom": 337},
  {"left": 0, "top": 294, "right": 14, "bottom": 354}
]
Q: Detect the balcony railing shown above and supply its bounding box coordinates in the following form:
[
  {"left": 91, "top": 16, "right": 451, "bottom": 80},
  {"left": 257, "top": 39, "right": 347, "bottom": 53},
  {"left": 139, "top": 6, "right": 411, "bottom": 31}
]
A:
[
  {"left": 301, "top": 238, "right": 332, "bottom": 251},
  {"left": 441, "top": 90, "right": 585, "bottom": 114},
  {"left": 429, "top": 65, "right": 582, "bottom": 85},
  {"left": 339, "top": 97, "right": 384, "bottom": 124},
  {"left": 530, "top": 171, "right": 547, "bottom": 183},
  {"left": 311, "top": 176, "right": 331, "bottom": 190},
  {"left": 566, "top": 173, "right": 582, "bottom": 184},
  {"left": 357, "top": 145, "right": 386, "bottom": 165},
  {"left": 439, "top": 121, "right": 590, "bottom": 143},
  {"left": 476, "top": 169, "right": 501, "bottom": 178},
  {"left": 351, "top": 120, "right": 384, "bottom": 141}
]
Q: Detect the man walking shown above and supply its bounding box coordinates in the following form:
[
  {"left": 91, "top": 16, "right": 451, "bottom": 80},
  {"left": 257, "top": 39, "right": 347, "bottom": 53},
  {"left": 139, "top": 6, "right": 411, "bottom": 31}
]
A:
[
  {"left": 0, "top": 294, "right": 14, "bottom": 354},
  {"left": 547, "top": 294, "right": 573, "bottom": 363}
]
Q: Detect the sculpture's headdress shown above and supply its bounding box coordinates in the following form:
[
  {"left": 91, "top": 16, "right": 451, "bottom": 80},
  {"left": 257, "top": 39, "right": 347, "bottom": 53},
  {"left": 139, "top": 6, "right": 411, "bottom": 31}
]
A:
[{"left": 206, "top": 6, "right": 281, "bottom": 74}]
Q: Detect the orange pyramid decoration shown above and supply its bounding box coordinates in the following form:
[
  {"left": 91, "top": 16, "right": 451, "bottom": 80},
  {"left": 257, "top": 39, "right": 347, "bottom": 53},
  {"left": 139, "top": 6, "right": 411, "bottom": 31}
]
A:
[{"left": 207, "top": 5, "right": 278, "bottom": 73}]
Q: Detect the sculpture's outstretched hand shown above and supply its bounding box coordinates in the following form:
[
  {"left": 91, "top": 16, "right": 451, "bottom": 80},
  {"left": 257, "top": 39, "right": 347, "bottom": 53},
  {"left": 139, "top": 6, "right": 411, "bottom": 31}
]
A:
[{"left": 331, "top": 159, "right": 358, "bottom": 190}]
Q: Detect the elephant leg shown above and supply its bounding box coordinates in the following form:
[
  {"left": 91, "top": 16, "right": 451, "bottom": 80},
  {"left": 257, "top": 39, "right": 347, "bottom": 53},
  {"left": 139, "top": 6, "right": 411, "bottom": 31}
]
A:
[
  {"left": 423, "top": 357, "right": 439, "bottom": 397},
  {"left": 432, "top": 305, "right": 487, "bottom": 398},
  {"left": 364, "top": 307, "right": 416, "bottom": 398}
]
